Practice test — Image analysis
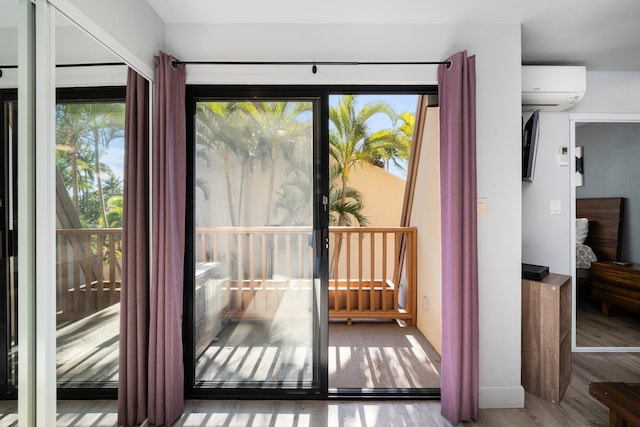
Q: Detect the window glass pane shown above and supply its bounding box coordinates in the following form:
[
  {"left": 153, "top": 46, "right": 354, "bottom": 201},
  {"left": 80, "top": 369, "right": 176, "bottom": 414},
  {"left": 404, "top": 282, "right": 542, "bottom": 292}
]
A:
[
  {"left": 55, "top": 100, "right": 125, "bottom": 387},
  {"left": 193, "top": 100, "right": 316, "bottom": 388}
]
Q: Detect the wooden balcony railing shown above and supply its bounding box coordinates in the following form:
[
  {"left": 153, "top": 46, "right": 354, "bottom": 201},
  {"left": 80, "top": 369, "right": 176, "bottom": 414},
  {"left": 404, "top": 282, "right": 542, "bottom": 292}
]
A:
[
  {"left": 56, "top": 228, "right": 121, "bottom": 321},
  {"left": 329, "top": 227, "right": 417, "bottom": 325},
  {"left": 195, "top": 226, "right": 417, "bottom": 325},
  {"left": 55, "top": 226, "right": 417, "bottom": 325}
]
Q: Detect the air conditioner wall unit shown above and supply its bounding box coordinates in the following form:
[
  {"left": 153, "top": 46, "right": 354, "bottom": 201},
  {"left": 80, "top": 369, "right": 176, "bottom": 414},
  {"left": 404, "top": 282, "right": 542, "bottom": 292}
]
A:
[{"left": 522, "top": 66, "right": 586, "bottom": 112}]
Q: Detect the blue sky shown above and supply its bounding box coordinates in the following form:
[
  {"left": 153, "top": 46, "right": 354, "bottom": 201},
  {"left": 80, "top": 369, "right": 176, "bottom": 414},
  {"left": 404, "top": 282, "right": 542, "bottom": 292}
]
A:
[{"left": 100, "top": 137, "right": 125, "bottom": 182}]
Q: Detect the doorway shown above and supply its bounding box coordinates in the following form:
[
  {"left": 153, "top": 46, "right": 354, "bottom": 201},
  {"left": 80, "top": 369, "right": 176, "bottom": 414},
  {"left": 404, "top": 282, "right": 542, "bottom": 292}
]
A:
[{"left": 184, "top": 86, "right": 442, "bottom": 398}]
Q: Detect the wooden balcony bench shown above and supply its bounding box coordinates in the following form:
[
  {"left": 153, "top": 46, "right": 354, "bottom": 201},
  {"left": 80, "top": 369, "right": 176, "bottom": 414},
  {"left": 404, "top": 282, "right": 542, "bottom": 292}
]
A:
[{"left": 589, "top": 382, "right": 640, "bottom": 427}]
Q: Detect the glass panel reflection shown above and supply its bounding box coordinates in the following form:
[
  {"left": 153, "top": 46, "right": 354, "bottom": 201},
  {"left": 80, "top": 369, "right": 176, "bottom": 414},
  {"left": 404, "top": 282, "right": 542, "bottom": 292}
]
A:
[
  {"left": 194, "top": 100, "right": 315, "bottom": 388},
  {"left": 55, "top": 99, "right": 125, "bottom": 387}
]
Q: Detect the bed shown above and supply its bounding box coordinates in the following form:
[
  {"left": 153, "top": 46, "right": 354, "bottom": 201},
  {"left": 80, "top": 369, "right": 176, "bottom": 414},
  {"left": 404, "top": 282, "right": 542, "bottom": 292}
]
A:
[{"left": 575, "top": 197, "right": 625, "bottom": 297}]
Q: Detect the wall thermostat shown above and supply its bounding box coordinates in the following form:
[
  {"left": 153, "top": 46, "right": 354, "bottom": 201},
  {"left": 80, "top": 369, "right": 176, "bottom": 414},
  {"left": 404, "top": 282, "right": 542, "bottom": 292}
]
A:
[{"left": 558, "top": 146, "right": 569, "bottom": 166}]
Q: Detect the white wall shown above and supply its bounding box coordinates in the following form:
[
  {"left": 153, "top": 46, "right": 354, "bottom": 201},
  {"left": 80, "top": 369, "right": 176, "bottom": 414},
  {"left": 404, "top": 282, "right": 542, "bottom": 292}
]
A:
[
  {"left": 167, "top": 22, "right": 524, "bottom": 408},
  {"left": 0, "top": 27, "right": 18, "bottom": 88},
  {"left": 56, "top": 0, "right": 165, "bottom": 78},
  {"left": 37, "top": 10, "right": 525, "bottom": 407},
  {"left": 522, "top": 71, "right": 640, "bottom": 277},
  {"left": 522, "top": 112, "right": 572, "bottom": 274},
  {"left": 411, "top": 105, "right": 443, "bottom": 354}
]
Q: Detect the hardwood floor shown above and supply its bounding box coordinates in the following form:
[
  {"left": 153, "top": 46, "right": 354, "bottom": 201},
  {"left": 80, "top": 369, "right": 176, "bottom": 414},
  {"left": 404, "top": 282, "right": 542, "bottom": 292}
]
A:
[
  {"left": 5, "top": 301, "right": 640, "bottom": 426},
  {"left": 468, "top": 352, "right": 640, "bottom": 426},
  {"left": 1, "top": 352, "right": 639, "bottom": 426},
  {"left": 576, "top": 297, "right": 640, "bottom": 347}
]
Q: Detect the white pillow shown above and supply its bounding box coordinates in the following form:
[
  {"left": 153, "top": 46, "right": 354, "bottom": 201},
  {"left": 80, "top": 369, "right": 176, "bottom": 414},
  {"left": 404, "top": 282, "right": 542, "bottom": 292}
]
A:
[{"left": 576, "top": 218, "right": 589, "bottom": 245}]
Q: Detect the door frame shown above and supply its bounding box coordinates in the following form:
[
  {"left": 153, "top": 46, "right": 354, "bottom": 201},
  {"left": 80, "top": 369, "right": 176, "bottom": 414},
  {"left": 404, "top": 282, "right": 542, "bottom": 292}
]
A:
[
  {"left": 183, "top": 85, "right": 439, "bottom": 400},
  {"left": 184, "top": 85, "right": 330, "bottom": 399}
]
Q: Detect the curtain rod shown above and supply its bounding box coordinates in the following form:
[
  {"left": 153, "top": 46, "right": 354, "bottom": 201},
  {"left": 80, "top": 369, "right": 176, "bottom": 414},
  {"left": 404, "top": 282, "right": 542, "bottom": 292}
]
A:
[
  {"left": 0, "top": 62, "right": 124, "bottom": 69},
  {"left": 0, "top": 62, "right": 125, "bottom": 78},
  {"left": 171, "top": 60, "right": 452, "bottom": 74}
]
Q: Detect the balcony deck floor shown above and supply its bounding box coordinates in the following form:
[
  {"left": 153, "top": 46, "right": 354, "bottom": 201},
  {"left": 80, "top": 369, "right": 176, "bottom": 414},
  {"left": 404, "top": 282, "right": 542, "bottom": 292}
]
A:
[{"left": 55, "top": 306, "right": 441, "bottom": 390}]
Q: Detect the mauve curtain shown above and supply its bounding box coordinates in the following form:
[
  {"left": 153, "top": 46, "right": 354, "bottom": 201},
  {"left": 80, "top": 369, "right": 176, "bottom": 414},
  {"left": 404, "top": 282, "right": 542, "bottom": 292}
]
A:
[
  {"left": 148, "top": 52, "right": 187, "bottom": 426},
  {"left": 438, "top": 50, "right": 479, "bottom": 423},
  {"left": 118, "top": 67, "right": 150, "bottom": 426}
]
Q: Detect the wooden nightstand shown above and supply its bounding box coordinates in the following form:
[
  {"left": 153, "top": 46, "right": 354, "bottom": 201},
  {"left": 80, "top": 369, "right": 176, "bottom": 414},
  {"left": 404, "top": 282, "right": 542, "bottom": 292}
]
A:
[{"left": 591, "top": 261, "right": 640, "bottom": 316}]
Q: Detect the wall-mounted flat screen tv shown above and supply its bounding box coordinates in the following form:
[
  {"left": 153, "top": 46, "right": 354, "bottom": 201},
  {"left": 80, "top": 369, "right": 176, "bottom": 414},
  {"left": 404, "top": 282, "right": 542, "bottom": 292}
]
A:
[{"left": 522, "top": 110, "right": 539, "bottom": 182}]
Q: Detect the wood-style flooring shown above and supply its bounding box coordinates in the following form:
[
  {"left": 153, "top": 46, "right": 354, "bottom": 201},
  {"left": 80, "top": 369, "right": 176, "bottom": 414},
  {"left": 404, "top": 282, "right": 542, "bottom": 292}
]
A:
[
  {"left": 56, "top": 304, "right": 442, "bottom": 390},
  {"left": 0, "top": 298, "right": 640, "bottom": 427},
  {"left": 576, "top": 297, "right": 640, "bottom": 347},
  {"left": 1, "top": 352, "right": 639, "bottom": 426}
]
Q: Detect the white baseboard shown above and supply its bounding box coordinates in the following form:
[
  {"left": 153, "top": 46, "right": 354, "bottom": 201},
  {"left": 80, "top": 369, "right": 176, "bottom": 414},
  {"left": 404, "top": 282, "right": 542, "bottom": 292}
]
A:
[{"left": 479, "top": 385, "right": 525, "bottom": 408}]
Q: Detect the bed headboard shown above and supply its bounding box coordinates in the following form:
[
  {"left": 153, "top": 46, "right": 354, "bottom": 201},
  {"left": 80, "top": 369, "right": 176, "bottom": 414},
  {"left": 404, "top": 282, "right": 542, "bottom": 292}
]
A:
[{"left": 576, "top": 197, "right": 625, "bottom": 262}]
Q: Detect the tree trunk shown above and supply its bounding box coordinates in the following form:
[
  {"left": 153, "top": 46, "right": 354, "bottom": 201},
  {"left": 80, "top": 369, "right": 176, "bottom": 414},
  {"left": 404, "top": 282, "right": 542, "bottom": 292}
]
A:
[
  {"left": 223, "top": 151, "right": 236, "bottom": 227},
  {"left": 265, "top": 147, "right": 276, "bottom": 225},
  {"left": 237, "top": 160, "right": 248, "bottom": 226},
  {"left": 93, "top": 128, "right": 108, "bottom": 227},
  {"left": 329, "top": 174, "right": 348, "bottom": 279},
  {"left": 71, "top": 137, "right": 79, "bottom": 213}
]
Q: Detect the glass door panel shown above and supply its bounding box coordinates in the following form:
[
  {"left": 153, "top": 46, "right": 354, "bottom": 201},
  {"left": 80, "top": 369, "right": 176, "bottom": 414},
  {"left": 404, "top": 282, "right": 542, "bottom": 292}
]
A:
[{"left": 192, "top": 99, "right": 320, "bottom": 390}]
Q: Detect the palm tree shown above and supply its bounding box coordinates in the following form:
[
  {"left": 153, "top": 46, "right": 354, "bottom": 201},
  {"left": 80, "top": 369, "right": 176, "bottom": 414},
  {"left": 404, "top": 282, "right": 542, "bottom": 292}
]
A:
[
  {"left": 56, "top": 102, "right": 125, "bottom": 227},
  {"left": 103, "top": 172, "right": 124, "bottom": 198},
  {"left": 56, "top": 104, "right": 85, "bottom": 212},
  {"left": 328, "top": 95, "right": 402, "bottom": 276},
  {"left": 196, "top": 101, "right": 255, "bottom": 227},
  {"left": 86, "top": 103, "right": 125, "bottom": 227},
  {"left": 389, "top": 111, "right": 414, "bottom": 175},
  {"left": 328, "top": 162, "right": 367, "bottom": 227},
  {"left": 328, "top": 94, "right": 404, "bottom": 226},
  {"left": 274, "top": 158, "right": 313, "bottom": 226},
  {"left": 237, "top": 101, "right": 312, "bottom": 225}
]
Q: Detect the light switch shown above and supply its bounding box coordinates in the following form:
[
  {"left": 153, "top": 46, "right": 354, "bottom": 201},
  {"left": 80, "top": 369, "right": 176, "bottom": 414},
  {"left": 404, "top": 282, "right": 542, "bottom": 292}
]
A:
[
  {"left": 551, "top": 199, "right": 561, "bottom": 215},
  {"left": 477, "top": 198, "right": 486, "bottom": 218}
]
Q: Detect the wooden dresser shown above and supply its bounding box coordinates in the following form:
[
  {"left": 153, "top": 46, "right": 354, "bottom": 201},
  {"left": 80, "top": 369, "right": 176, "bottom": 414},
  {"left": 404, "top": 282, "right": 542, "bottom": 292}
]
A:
[{"left": 521, "top": 273, "right": 572, "bottom": 403}]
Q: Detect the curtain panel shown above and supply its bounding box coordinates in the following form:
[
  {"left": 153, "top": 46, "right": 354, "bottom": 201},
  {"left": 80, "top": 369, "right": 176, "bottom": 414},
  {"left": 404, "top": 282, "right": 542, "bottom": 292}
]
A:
[
  {"left": 118, "top": 67, "right": 150, "bottom": 426},
  {"left": 438, "top": 50, "right": 479, "bottom": 424},
  {"left": 148, "top": 52, "right": 187, "bottom": 426}
]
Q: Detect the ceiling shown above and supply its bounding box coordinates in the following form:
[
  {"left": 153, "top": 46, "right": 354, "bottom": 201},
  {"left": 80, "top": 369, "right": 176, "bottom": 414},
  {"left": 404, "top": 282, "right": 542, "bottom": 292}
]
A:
[{"left": 145, "top": 0, "right": 640, "bottom": 72}]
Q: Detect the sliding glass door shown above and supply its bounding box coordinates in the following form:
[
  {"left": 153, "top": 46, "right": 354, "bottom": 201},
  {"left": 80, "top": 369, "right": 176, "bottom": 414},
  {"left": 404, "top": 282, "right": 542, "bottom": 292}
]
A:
[
  {"left": 184, "top": 85, "right": 440, "bottom": 399},
  {"left": 186, "top": 90, "right": 327, "bottom": 396}
]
